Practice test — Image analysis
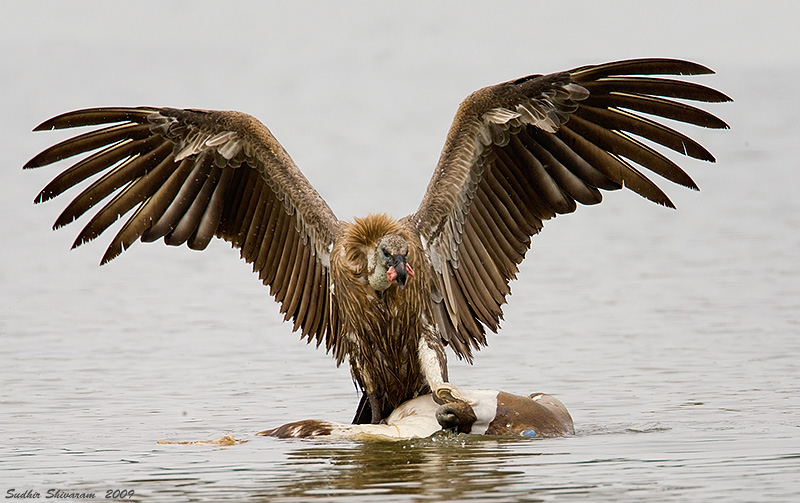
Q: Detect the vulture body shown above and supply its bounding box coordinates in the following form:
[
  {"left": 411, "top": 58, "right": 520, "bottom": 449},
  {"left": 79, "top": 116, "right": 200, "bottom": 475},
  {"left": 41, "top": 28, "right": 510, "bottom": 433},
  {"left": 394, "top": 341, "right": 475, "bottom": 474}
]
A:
[{"left": 25, "top": 59, "right": 730, "bottom": 424}]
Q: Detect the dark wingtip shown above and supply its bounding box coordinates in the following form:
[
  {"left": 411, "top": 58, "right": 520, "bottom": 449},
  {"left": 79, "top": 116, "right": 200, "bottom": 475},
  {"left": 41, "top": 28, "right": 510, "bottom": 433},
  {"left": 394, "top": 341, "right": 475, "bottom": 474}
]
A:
[
  {"left": 571, "top": 58, "right": 728, "bottom": 84},
  {"left": 678, "top": 60, "right": 715, "bottom": 76},
  {"left": 32, "top": 111, "right": 81, "bottom": 132},
  {"left": 23, "top": 150, "right": 56, "bottom": 170},
  {"left": 23, "top": 158, "right": 42, "bottom": 170},
  {"left": 33, "top": 191, "right": 48, "bottom": 205},
  {"left": 99, "top": 244, "right": 123, "bottom": 265},
  {"left": 638, "top": 185, "right": 676, "bottom": 209},
  {"left": 32, "top": 107, "right": 154, "bottom": 132},
  {"left": 32, "top": 117, "right": 58, "bottom": 132},
  {"left": 70, "top": 226, "right": 98, "bottom": 251}
]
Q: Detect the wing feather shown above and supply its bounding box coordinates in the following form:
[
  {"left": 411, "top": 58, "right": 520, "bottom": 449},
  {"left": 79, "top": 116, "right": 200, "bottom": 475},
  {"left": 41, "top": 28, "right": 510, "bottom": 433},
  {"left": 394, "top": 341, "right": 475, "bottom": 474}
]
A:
[
  {"left": 467, "top": 193, "right": 520, "bottom": 278},
  {"left": 295, "top": 249, "right": 317, "bottom": 327},
  {"left": 262, "top": 198, "right": 292, "bottom": 285},
  {"left": 101, "top": 158, "right": 194, "bottom": 263},
  {"left": 241, "top": 177, "right": 268, "bottom": 260},
  {"left": 492, "top": 148, "right": 549, "bottom": 224},
  {"left": 282, "top": 235, "right": 306, "bottom": 314},
  {"left": 302, "top": 254, "right": 322, "bottom": 338},
  {"left": 33, "top": 134, "right": 157, "bottom": 204},
  {"left": 577, "top": 104, "right": 713, "bottom": 166},
  {"left": 414, "top": 58, "right": 730, "bottom": 359},
  {"left": 558, "top": 124, "right": 674, "bottom": 206},
  {"left": 474, "top": 184, "right": 528, "bottom": 253},
  {"left": 253, "top": 191, "right": 279, "bottom": 274},
  {"left": 27, "top": 106, "right": 341, "bottom": 346},
  {"left": 73, "top": 152, "right": 177, "bottom": 248},
  {"left": 289, "top": 244, "right": 312, "bottom": 329},
  {"left": 189, "top": 166, "right": 233, "bottom": 250},
  {"left": 565, "top": 113, "right": 698, "bottom": 191},
  {"left": 509, "top": 135, "right": 577, "bottom": 214},
  {"left": 25, "top": 123, "right": 152, "bottom": 169},
  {"left": 582, "top": 92, "right": 729, "bottom": 131},
  {"left": 164, "top": 154, "right": 216, "bottom": 245},
  {"left": 273, "top": 218, "right": 299, "bottom": 303},
  {"left": 52, "top": 138, "right": 168, "bottom": 229},
  {"left": 578, "top": 76, "right": 730, "bottom": 103},
  {"left": 145, "top": 151, "right": 213, "bottom": 242},
  {"left": 521, "top": 132, "right": 603, "bottom": 205},
  {"left": 484, "top": 166, "right": 537, "bottom": 238},
  {"left": 531, "top": 130, "right": 620, "bottom": 190}
]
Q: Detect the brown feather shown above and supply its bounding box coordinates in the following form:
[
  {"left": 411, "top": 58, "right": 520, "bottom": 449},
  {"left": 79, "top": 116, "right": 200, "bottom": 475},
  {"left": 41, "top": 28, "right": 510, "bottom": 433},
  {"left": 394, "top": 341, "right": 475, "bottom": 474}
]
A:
[
  {"left": 302, "top": 261, "right": 323, "bottom": 338},
  {"left": 557, "top": 125, "right": 674, "bottom": 207},
  {"left": 579, "top": 76, "right": 731, "bottom": 103},
  {"left": 55, "top": 138, "right": 170, "bottom": 229},
  {"left": 453, "top": 238, "right": 493, "bottom": 324},
  {"left": 465, "top": 202, "right": 519, "bottom": 279},
  {"left": 491, "top": 148, "right": 550, "bottom": 224},
  {"left": 475, "top": 184, "right": 530, "bottom": 254},
  {"left": 531, "top": 129, "right": 621, "bottom": 190},
  {"left": 239, "top": 176, "right": 267, "bottom": 259},
  {"left": 252, "top": 193, "right": 278, "bottom": 274},
  {"left": 282, "top": 233, "right": 308, "bottom": 319},
  {"left": 261, "top": 202, "right": 291, "bottom": 286},
  {"left": 36, "top": 135, "right": 157, "bottom": 204},
  {"left": 189, "top": 166, "right": 233, "bottom": 250},
  {"left": 155, "top": 153, "right": 214, "bottom": 244},
  {"left": 507, "top": 135, "right": 577, "bottom": 214},
  {"left": 468, "top": 175, "right": 529, "bottom": 265},
  {"left": 293, "top": 250, "right": 315, "bottom": 333},
  {"left": 25, "top": 123, "right": 151, "bottom": 169},
  {"left": 72, "top": 152, "right": 177, "bottom": 247},
  {"left": 570, "top": 107, "right": 703, "bottom": 185},
  {"left": 521, "top": 133, "right": 603, "bottom": 205},
  {"left": 221, "top": 167, "right": 254, "bottom": 246},
  {"left": 166, "top": 163, "right": 222, "bottom": 246},
  {"left": 270, "top": 220, "right": 298, "bottom": 303},
  {"left": 100, "top": 158, "right": 194, "bottom": 263},
  {"left": 582, "top": 92, "right": 730, "bottom": 132},
  {"left": 32, "top": 107, "right": 154, "bottom": 131}
]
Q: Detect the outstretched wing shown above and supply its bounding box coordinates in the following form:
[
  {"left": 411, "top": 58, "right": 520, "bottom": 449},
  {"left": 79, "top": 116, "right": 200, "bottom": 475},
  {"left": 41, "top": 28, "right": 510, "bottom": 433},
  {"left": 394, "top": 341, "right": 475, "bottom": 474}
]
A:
[
  {"left": 25, "top": 107, "right": 340, "bottom": 345},
  {"left": 413, "top": 58, "right": 731, "bottom": 360}
]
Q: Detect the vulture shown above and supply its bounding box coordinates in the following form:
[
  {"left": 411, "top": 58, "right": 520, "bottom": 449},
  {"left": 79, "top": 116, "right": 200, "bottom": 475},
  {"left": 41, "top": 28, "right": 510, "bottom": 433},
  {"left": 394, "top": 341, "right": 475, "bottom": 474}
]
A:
[{"left": 25, "top": 58, "right": 730, "bottom": 424}]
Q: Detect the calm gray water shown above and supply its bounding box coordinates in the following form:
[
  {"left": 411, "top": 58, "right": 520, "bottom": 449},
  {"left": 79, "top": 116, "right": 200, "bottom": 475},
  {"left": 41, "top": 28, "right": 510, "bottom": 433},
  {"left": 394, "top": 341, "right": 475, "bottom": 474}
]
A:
[{"left": 2, "top": 2, "right": 799, "bottom": 502}]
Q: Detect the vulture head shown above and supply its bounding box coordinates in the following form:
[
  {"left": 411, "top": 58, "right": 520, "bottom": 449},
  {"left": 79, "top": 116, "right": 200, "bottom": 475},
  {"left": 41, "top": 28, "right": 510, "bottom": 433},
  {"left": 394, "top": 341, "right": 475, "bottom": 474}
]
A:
[{"left": 367, "top": 234, "right": 416, "bottom": 291}]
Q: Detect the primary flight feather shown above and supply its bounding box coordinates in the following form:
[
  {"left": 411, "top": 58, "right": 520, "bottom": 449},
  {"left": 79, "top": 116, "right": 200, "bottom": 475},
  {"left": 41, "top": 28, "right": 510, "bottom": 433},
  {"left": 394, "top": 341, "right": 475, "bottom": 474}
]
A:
[{"left": 25, "top": 58, "right": 730, "bottom": 424}]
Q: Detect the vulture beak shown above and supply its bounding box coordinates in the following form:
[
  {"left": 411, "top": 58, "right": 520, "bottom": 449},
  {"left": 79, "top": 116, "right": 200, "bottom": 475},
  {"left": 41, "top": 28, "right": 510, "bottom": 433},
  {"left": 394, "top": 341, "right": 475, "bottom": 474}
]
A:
[{"left": 387, "top": 255, "right": 415, "bottom": 289}]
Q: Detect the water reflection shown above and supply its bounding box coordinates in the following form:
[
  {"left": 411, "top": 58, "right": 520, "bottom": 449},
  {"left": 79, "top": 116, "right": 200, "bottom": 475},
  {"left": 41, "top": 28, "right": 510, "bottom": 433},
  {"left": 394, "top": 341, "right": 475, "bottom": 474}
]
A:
[{"left": 253, "top": 436, "right": 541, "bottom": 501}]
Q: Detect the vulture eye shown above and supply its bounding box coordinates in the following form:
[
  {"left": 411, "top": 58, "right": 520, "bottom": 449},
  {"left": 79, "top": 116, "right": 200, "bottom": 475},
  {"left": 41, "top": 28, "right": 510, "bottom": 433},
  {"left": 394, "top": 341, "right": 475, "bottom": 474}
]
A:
[{"left": 381, "top": 248, "right": 389, "bottom": 258}]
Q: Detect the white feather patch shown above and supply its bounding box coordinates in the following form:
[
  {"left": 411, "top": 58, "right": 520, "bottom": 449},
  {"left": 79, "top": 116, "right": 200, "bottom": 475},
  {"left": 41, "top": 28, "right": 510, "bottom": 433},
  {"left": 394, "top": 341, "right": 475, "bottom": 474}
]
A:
[{"left": 418, "top": 333, "right": 445, "bottom": 387}]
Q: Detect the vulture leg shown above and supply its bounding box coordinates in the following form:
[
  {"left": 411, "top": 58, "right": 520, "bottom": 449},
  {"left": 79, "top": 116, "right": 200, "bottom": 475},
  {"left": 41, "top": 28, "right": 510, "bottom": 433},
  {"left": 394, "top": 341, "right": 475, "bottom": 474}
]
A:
[
  {"left": 351, "top": 392, "right": 385, "bottom": 424},
  {"left": 352, "top": 392, "right": 372, "bottom": 425},
  {"left": 369, "top": 395, "right": 385, "bottom": 424}
]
